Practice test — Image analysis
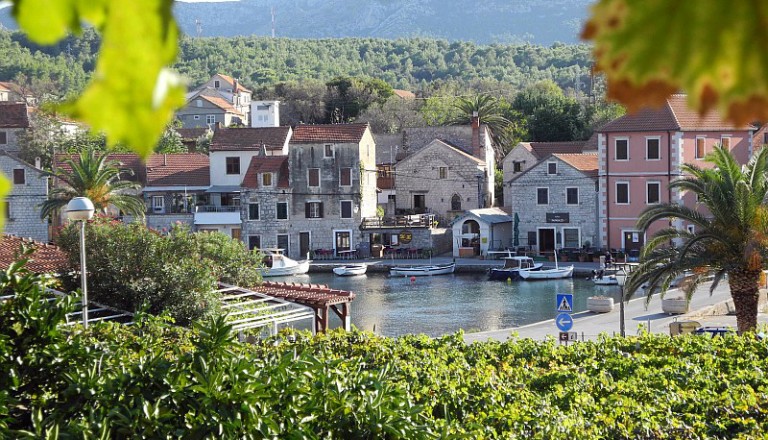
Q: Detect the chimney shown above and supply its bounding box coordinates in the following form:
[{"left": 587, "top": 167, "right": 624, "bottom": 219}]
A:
[
  {"left": 471, "top": 111, "right": 482, "bottom": 159},
  {"left": 163, "top": 154, "right": 167, "bottom": 166},
  {"left": 234, "top": 78, "right": 239, "bottom": 92},
  {"left": 34, "top": 157, "right": 41, "bottom": 169},
  {"left": 260, "top": 142, "right": 267, "bottom": 156}
]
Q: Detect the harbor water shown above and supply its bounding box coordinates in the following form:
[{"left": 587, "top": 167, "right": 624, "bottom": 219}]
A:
[{"left": 288, "top": 272, "right": 619, "bottom": 337}]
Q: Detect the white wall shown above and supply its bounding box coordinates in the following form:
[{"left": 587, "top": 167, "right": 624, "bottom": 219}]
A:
[{"left": 209, "top": 151, "right": 259, "bottom": 186}]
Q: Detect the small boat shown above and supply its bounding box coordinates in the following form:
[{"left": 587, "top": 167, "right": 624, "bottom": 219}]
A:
[
  {"left": 258, "top": 248, "right": 311, "bottom": 277},
  {"left": 488, "top": 256, "right": 544, "bottom": 281},
  {"left": 519, "top": 249, "right": 573, "bottom": 280},
  {"left": 333, "top": 264, "right": 368, "bottom": 276},
  {"left": 590, "top": 268, "right": 620, "bottom": 285},
  {"left": 390, "top": 262, "right": 455, "bottom": 277}
]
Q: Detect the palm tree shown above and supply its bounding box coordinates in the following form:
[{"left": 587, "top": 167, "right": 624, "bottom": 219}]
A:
[
  {"left": 626, "top": 145, "right": 768, "bottom": 333},
  {"left": 41, "top": 149, "right": 145, "bottom": 220},
  {"left": 446, "top": 94, "right": 516, "bottom": 157}
]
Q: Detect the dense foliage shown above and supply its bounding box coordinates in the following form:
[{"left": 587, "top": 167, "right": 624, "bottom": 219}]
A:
[
  {"left": 2, "top": 262, "right": 768, "bottom": 438},
  {"left": 56, "top": 219, "right": 263, "bottom": 325}
]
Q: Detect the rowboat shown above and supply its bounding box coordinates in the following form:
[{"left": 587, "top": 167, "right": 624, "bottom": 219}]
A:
[
  {"left": 258, "top": 249, "right": 311, "bottom": 277},
  {"left": 519, "top": 249, "right": 573, "bottom": 280},
  {"left": 390, "top": 262, "right": 455, "bottom": 277},
  {"left": 488, "top": 256, "right": 544, "bottom": 281},
  {"left": 333, "top": 264, "right": 368, "bottom": 276}
]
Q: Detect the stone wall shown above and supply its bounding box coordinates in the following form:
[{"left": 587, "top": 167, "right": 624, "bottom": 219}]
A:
[{"left": 1, "top": 155, "right": 48, "bottom": 242}]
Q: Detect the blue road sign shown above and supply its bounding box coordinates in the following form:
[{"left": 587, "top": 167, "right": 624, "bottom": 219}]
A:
[
  {"left": 556, "top": 293, "right": 573, "bottom": 312},
  {"left": 556, "top": 313, "right": 574, "bottom": 332}
]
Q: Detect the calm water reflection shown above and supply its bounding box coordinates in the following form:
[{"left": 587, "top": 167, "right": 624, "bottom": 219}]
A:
[{"left": 285, "top": 272, "right": 619, "bottom": 337}]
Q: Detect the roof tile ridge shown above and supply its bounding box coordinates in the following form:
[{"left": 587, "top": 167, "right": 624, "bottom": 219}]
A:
[{"left": 665, "top": 96, "right": 683, "bottom": 130}]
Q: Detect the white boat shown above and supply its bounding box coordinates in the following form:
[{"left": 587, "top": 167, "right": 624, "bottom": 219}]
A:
[
  {"left": 488, "top": 256, "right": 544, "bottom": 281},
  {"left": 390, "top": 262, "right": 455, "bottom": 277},
  {"left": 519, "top": 249, "right": 573, "bottom": 280},
  {"left": 258, "top": 248, "right": 311, "bottom": 277},
  {"left": 333, "top": 264, "right": 368, "bottom": 276},
  {"left": 591, "top": 268, "right": 620, "bottom": 285}
]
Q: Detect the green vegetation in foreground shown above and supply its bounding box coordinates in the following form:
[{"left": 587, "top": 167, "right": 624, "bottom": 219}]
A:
[{"left": 2, "top": 262, "right": 767, "bottom": 439}]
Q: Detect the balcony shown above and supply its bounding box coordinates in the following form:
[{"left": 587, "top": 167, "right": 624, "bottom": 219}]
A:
[
  {"left": 195, "top": 205, "right": 241, "bottom": 213},
  {"left": 360, "top": 214, "right": 435, "bottom": 230},
  {"left": 193, "top": 205, "right": 241, "bottom": 226}
]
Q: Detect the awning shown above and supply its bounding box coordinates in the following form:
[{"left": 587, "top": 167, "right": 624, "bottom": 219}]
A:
[{"left": 205, "top": 185, "right": 241, "bottom": 193}]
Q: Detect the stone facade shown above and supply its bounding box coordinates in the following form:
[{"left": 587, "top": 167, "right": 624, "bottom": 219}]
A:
[
  {"left": 395, "top": 139, "right": 487, "bottom": 224},
  {"left": 501, "top": 144, "right": 538, "bottom": 183},
  {"left": 0, "top": 153, "right": 49, "bottom": 242},
  {"left": 176, "top": 97, "right": 238, "bottom": 129},
  {"left": 507, "top": 154, "right": 598, "bottom": 254}
]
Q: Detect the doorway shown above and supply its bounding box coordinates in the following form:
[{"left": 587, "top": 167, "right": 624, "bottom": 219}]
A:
[
  {"left": 538, "top": 228, "right": 556, "bottom": 254},
  {"left": 299, "top": 232, "right": 311, "bottom": 258},
  {"left": 335, "top": 230, "right": 351, "bottom": 254},
  {"left": 622, "top": 230, "right": 644, "bottom": 252}
]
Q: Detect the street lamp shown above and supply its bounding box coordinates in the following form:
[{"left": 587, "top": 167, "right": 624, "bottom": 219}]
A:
[
  {"left": 66, "top": 197, "right": 95, "bottom": 328},
  {"left": 616, "top": 267, "right": 627, "bottom": 337}
]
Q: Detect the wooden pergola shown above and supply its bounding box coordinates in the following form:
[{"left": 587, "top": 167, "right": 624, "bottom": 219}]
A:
[
  {"left": 252, "top": 281, "right": 356, "bottom": 333},
  {"left": 216, "top": 283, "right": 315, "bottom": 335},
  {"left": 0, "top": 287, "right": 134, "bottom": 326}
]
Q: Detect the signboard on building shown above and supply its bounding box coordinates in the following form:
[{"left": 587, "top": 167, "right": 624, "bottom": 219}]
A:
[
  {"left": 546, "top": 213, "right": 570, "bottom": 223},
  {"left": 398, "top": 230, "right": 413, "bottom": 244}
]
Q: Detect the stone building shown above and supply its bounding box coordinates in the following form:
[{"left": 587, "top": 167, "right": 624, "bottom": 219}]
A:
[
  {"left": 177, "top": 74, "right": 252, "bottom": 129},
  {"left": 0, "top": 102, "right": 30, "bottom": 153},
  {"left": 506, "top": 153, "right": 599, "bottom": 255},
  {"left": 0, "top": 151, "right": 49, "bottom": 242}
]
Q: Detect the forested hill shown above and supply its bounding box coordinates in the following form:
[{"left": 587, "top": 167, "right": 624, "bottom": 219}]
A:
[
  {"left": 0, "top": 0, "right": 593, "bottom": 45},
  {"left": 0, "top": 29, "right": 594, "bottom": 96}
]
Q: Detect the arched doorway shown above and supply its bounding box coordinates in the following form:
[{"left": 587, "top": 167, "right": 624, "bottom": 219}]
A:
[
  {"left": 451, "top": 194, "right": 462, "bottom": 211},
  {"left": 461, "top": 219, "right": 481, "bottom": 256}
]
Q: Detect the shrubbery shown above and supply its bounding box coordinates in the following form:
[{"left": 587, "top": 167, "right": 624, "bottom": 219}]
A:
[
  {"left": 56, "top": 218, "right": 263, "bottom": 325},
  {"left": 2, "top": 261, "right": 768, "bottom": 438}
]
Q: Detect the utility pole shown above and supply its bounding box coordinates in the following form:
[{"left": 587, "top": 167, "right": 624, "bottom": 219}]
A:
[{"left": 195, "top": 19, "right": 203, "bottom": 38}]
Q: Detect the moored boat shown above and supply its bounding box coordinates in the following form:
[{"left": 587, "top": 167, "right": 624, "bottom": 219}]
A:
[
  {"left": 258, "top": 248, "right": 311, "bottom": 277},
  {"left": 333, "top": 264, "right": 368, "bottom": 276},
  {"left": 390, "top": 262, "right": 455, "bottom": 277},
  {"left": 519, "top": 265, "right": 574, "bottom": 280},
  {"left": 488, "top": 256, "right": 544, "bottom": 281}
]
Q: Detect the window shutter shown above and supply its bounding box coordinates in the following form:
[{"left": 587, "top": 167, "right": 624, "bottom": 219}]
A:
[
  {"left": 319, "top": 202, "right": 324, "bottom": 218},
  {"left": 305, "top": 202, "right": 310, "bottom": 218}
]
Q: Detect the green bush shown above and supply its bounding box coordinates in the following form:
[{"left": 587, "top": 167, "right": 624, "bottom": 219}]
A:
[{"left": 56, "top": 218, "right": 263, "bottom": 325}]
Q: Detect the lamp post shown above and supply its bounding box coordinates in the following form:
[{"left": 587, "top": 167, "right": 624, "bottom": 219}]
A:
[
  {"left": 66, "top": 197, "right": 95, "bottom": 328},
  {"left": 616, "top": 267, "right": 627, "bottom": 337}
]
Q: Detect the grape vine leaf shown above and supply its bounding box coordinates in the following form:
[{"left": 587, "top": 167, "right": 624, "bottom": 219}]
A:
[
  {"left": 11, "top": 0, "right": 186, "bottom": 159},
  {"left": 582, "top": 0, "right": 768, "bottom": 125}
]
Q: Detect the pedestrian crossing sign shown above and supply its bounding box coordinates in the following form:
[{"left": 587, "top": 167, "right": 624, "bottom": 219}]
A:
[{"left": 556, "top": 293, "right": 573, "bottom": 312}]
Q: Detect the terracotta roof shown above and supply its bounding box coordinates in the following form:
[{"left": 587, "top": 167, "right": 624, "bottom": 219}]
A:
[
  {"left": 599, "top": 94, "right": 754, "bottom": 132},
  {"left": 292, "top": 123, "right": 369, "bottom": 143},
  {"left": 216, "top": 73, "right": 251, "bottom": 93},
  {"left": 0, "top": 102, "right": 30, "bottom": 128},
  {"left": 242, "top": 156, "right": 289, "bottom": 188},
  {"left": 522, "top": 141, "right": 589, "bottom": 160},
  {"left": 393, "top": 89, "right": 416, "bottom": 99},
  {"left": 210, "top": 127, "right": 291, "bottom": 151},
  {"left": 553, "top": 153, "right": 599, "bottom": 178},
  {"left": 197, "top": 94, "right": 242, "bottom": 115},
  {"left": 257, "top": 281, "right": 355, "bottom": 307},
  {"left": 54, "top": 153, "right": 145, "bottom": 183},
  {"left": 145, "top": 154, "right": 210, "bottom": 187},
  {"left": 175, "top": 128, "right": 209, "bottom": 140},
  {"left": 0, "top": 82, "right": 9, "bottom": 92},
  {"left": 0, "top": 235, "right": 70, "bottom": 274}
]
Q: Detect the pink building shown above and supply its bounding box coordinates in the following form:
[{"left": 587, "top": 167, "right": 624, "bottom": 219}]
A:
[{"left": 597, "top": 95, "right": 755, "bottom": 254}]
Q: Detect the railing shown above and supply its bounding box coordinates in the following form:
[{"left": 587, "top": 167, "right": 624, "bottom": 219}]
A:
[
  {"left": 360, "top": 214, "right": 435, "bottom": 229},
  {"left": 195, "top": 205, "right": 241, "bottom": 213}
]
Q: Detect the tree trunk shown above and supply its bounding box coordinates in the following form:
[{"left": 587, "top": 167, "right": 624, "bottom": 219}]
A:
[{"left": 727, "top": 268, "right": 761, "bottom": 333}]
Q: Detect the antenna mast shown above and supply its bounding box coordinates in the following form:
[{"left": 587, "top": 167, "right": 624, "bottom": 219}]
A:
[
  {"left": 271, "top": 7, "right": 276, "bottom": 38},
  {"left": 195, "top": 19, "right": 203, "bottom": 38}
]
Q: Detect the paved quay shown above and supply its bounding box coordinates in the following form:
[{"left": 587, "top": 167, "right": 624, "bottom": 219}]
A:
[{"left": 464, "top": 281, "right": 768, "bottom": 343}]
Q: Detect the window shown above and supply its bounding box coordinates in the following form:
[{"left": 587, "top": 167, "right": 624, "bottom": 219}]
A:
[
  {"left": 537, "top": 188, "right": 548, "bottom": 205},
  {"left": 225, "top": 157, "right": 240, "bottom": 174},
  {"left": 547, "top": 162, "right": 557, "bottom": 175},
  {"left": 439, "top": 167, "right": 448, "bottom": 179},
  {"left": 12, "top": 169, "right": 25, "bottom": 185},
  {"left": 308, "top": 168, "right": 320, "bottom": 187},
  {"left": 721, "top": 136, "right": 731, "bottom": 149},
  {"left": 248, "top": 203, "right": 260, "bottom": 220},
  {"left": 193, "top": 115, "right": 200, "bottom": 120},
  {"left": 513, "top": 161, "right": 523, "bottom": 173},
  {"left": 221, "top": 193, "right": 240, "bottom": 207},
  {"left": 231, "top": 228, "right": 241, "bottom": 240},
  {"left": 305, "top": 201, "right": 323, "bottom": 218},
  {"left": 616, "top": 182, "right": 630, "bottom": 204},
  {"left": 387, "top": 194, "right": 396, "bottom": 203},
  {"left": 256, "top": 104, "right": 269, "bottom": 111},
  {"left": 0, "top": 131, "right": 6, "bottom": 145},
  {"left": 277, "top": 234, "right": 289, "bottom": 253},
  {"left": 248, "top": 235, "right": 261, "bottom": 250},
  {"left": 696, "top": 136, "right": 706, "bottom": 159},
  {"left": 413, "top": 194, "right": 426, "bottom": 210},
  {"left": 340, "top": 200, "right": 353, "bottom": 219},
  {"left": 615, "top": 138, "right": 629, "bottom": 160},
  {"left": 262, "top": 173, "right": 273, "bottom": 187},
  {"left": 276, "top": 202, "right": 288, "bottom": 220},
  {"left": 324, "top": 144, "right": 334, "bottom": 158},
  {"left": 214, "top": 80, "right": 221, "bottom": 88},
  {"left": 646, "top": 138, "right": 660, "bottom": 160},
  {"left": 340, "top": 167, "right": 352, "bottom": 186},
  {"left": 566, "top": 187, "right": 579, "bottom": 205},
  {"left": 195, "top": 99, "right": 202, "bottom": 107},
  {"left": 563, "top": 228, "right": 580, "bottom": 248},
  {"left": 451, "top": 194, "right": 462, "bottom": 211},
  {"left": 647, "top": 181, "right": 661, "bottom": 204},
  {"left": 151, "top": 195, "right": 165, "bottom": 213},
  {"left": 206, "top": 114, "right": 216, "bottom": 124}
]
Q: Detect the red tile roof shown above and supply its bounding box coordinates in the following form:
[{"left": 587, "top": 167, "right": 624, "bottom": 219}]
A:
[
  {"left": 553, "top": 153, "right": 599, "bottom": 178},
  {"left": 242, "top": 156, "right": 289, "bottom": 188},
  {"left": 175, "top": 128, "right": 210, "bottom": 140},
  {"left": 0, "top": 82, "right": 10, "bottom": 92},
  {"left": 292, "top": 123, "right": 369, "bottom": 143},
  {"left": 216, "top": 73, "right": 251, "bottom": 93},
  {"left": 599, "top": 94, "right": 754, "bottom": 132},
  {"left": 145, "top": 154, "right": 210, "bottom": 187},
  {"left": 393, "top": 89, "right": 416, "bottom": 99},
  {"left": 197, "top": 94, "right": 242, "bottom": 115},
  {"left": 54, "top": 153, "right": 145, "bottom": 183},
  {"left": 522, "top": 141, "right": 589, "bottom": 160},
  {"left": 210, "top": 127, "right": 291, "bottom": 151},
  {"left": 0, "top": 235, "right": 70, "bottom": 274},
  {"left": 0, "top": 102, "right": 30, "bottom": 128}
]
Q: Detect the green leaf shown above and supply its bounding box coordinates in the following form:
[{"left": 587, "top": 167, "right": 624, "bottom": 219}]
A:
[{"left": 583, "top": 0, "right": 768, "bottom": 125}]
